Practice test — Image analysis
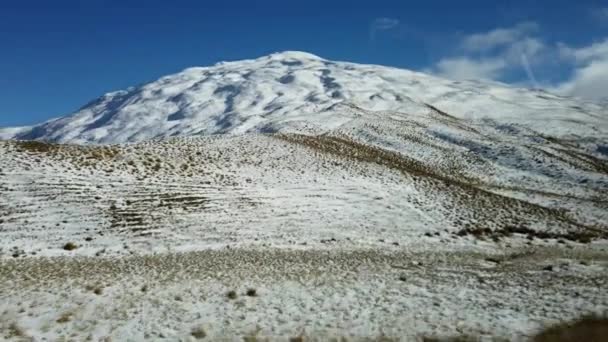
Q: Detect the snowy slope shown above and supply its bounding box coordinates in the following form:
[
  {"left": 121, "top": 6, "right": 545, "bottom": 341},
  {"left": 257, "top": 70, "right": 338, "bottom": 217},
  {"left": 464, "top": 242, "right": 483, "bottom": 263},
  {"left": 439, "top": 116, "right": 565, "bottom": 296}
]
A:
[
  {"left": 1, "top": 51, "right": 607, "bottom": 144},
  {"left": 2, "top": 119, "right": 608, "bottom": 340},
  {"left": 2, "top": 109, "right": 607, "bottom": 258}
]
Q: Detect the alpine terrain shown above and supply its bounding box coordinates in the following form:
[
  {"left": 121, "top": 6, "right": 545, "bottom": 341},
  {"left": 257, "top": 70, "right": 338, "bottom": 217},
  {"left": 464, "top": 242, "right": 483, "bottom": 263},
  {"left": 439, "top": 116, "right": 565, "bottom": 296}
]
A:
[{"left": 1, "top": 51, "right": 607, "bottom": 341}]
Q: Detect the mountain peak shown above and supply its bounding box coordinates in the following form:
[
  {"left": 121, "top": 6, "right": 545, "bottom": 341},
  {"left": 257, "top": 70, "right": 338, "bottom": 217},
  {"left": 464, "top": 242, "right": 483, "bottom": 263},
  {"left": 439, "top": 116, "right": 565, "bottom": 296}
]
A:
[
  {"left": 1, "top": 52, "right": 606, "bottom": 144},
  {"left": 266, "top": 51, "right": 324, "bottom": 61}
]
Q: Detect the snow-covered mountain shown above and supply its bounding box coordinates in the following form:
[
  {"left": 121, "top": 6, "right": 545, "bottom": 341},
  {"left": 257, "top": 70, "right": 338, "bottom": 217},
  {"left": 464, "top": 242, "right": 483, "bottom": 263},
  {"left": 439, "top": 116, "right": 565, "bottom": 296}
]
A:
[
  {"left": 1, "top": 51, "right": 607, "bottom": 144},
  {"left": 2, "top": 52, "right": 608, "bottom": 340}
]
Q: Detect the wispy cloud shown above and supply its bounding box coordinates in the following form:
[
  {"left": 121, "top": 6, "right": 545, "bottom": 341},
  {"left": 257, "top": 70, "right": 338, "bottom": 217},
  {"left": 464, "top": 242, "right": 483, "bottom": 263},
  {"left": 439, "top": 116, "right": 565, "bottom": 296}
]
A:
[
  {"left": 425, "top": 21, "right": 608, "bottom": 100},
  {"left": 428, "top": 22, "right": 546, "bottom": 85},
  {"left": 520, "top": 53, "right": 539, "bottom": 88},
  {"left": 370, "top": 17, "right": 400, "bottom": 41}
]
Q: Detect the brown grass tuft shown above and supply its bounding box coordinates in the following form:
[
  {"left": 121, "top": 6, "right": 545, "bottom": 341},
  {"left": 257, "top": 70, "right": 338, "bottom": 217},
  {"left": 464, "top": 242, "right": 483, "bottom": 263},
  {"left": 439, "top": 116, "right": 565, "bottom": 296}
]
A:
[{"left": 56, "top": 312, "right": 72, "bottom": 323}]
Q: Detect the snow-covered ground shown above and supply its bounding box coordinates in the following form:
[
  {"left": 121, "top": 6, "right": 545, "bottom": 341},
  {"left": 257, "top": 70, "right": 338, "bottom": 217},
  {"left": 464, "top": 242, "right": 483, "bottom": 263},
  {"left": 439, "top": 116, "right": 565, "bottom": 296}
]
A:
[
  {"left": 1, "top": 52, "right": 607, "bottom": 340},
  {"left": 2, "top": 247, "right": 607, "bottom": 341}
]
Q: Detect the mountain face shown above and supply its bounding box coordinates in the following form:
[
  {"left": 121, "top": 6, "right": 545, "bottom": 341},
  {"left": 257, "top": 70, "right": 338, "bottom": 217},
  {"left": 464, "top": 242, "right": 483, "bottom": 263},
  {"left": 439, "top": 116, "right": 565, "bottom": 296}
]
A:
[{"left": 1, "top": 51, "right": 607, "bottom": 144}]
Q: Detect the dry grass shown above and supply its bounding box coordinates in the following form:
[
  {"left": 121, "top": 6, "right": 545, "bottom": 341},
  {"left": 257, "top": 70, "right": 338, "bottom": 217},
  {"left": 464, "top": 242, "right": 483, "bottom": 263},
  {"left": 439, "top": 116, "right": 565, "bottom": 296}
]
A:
[
  {"left": 2, "top": 247, "right": 606, "bottom": 288},
  {"left": 533, "top": 316, "right": 608, "bottom": 342},
  {"left": 5, "top": 322, "right": 27, "bottom": 339},
  {"left": 13, "top": 140, "right": 58, "bottom": 154}
]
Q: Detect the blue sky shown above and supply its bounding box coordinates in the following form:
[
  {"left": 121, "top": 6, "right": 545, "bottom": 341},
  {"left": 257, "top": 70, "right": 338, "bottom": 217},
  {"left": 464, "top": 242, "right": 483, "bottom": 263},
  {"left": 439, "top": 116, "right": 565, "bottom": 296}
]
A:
[{"left": 1, "top": 0, "right": 608, "bottom": 126}]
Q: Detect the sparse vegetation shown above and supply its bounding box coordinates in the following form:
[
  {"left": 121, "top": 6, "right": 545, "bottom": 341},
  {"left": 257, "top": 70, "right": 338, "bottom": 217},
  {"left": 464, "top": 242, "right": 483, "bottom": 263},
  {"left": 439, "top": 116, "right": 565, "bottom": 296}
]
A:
[
  {"left": 276, "top": 132, "right": 599, "bottom": 240},
  {"left": 0, "top": 245, "right": 607, "bottom": 340}
]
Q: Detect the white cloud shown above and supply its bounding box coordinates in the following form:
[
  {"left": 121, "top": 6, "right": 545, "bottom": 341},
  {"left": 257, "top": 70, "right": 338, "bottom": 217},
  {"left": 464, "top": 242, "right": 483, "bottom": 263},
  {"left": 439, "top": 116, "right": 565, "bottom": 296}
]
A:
[
  {"left": 504, "top": 37, "right": 545, "bottom": 62},
  {"left": 554, "top": 60, "right": 608, "bottom": 99},
  {"left": 462, "top": 22, "right": 538, "bottom": 52},
  {"left": 553, "top": 39, "right": 608, "bottom": 100},
  {"left": 372, "top": 17, "right": 399, "bottom": 30},
  {"left": 370, "top": 17, "right": 400, "bottom": 41},
  {"left": 429, "top": 22, "right": 545, "bottom": 83}
]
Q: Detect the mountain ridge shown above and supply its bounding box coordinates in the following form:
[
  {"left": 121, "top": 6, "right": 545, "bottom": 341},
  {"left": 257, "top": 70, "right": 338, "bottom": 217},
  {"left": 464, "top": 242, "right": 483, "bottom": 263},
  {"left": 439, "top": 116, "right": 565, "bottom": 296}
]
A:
[{"left": 0, "top": 51, "right": 607, "bottom": 144}]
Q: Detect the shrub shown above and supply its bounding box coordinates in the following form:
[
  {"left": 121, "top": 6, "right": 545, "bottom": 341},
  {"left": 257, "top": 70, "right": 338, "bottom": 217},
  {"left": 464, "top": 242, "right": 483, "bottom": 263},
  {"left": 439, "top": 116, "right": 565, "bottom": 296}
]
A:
[
  {"left": 63, "top": 242, "right": 78, "bottom": 251},
  {"left": 191, "top": 327, "right": 207, "bottom": 339}
]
